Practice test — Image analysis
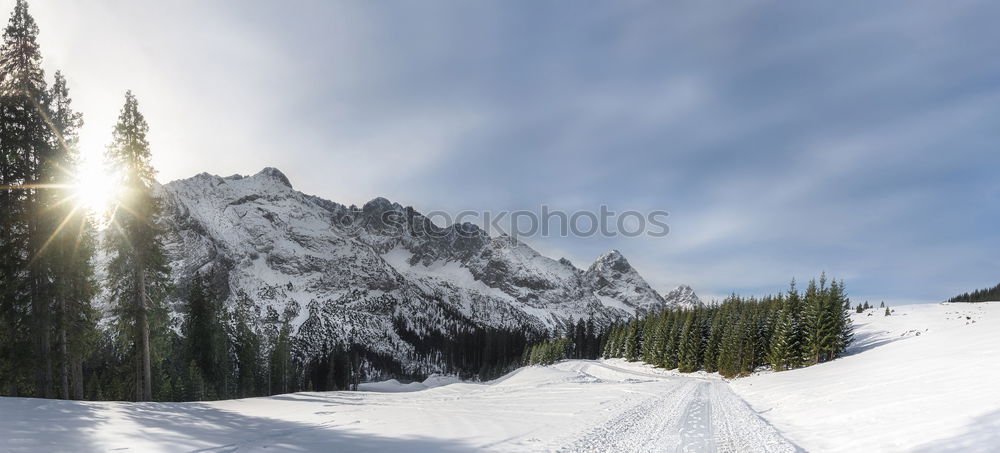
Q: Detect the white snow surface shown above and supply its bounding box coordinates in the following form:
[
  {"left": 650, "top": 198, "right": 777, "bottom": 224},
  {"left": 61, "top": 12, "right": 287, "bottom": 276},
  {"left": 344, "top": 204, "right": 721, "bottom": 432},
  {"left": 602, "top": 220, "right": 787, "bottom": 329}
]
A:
[
  {"left": 731, "top": 302, "right": 1000, "bottom": 453},
  {"left": 3, "top": 302, "right": 997, "bottom": 452},
  {"left": 0, "top": 360, "right": 793, "bottom": 452}
]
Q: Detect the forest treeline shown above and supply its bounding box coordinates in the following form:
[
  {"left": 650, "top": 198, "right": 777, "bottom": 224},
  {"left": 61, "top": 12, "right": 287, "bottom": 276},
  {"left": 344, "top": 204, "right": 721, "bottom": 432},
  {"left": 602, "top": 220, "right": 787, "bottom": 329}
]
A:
[
  {"left": 948, "top": 283, "right": 1000, "bottom": 303},
  {"left": 525, "top": 276, "right": 854, "bottom": 378}
]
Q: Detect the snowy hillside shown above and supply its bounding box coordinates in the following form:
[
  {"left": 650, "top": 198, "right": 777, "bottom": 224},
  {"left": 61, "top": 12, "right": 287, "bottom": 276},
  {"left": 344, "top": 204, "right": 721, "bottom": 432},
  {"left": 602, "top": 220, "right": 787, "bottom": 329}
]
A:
[
  {"left": 129, "top": 168, "right": 700, "bottom": 374},
  {"left": 731, "top": 301, "right": 1000, "bottom": 453}
]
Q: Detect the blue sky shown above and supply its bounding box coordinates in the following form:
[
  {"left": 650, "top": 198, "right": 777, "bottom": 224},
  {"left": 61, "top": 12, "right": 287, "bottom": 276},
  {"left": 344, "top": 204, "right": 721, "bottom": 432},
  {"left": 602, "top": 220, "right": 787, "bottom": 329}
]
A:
[{"left": 24, "top": 0, "right": 1000, "bottom": 303}]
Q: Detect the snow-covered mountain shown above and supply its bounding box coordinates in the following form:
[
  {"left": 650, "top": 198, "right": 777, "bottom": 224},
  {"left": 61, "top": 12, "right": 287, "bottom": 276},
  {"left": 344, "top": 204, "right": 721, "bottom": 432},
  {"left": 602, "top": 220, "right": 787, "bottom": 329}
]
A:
[
  {"left": 144, "top": 168, "right": 699, "bottom": 373},
  {"left": 661, "top": 285, "right": 702, "bottom": 309}
]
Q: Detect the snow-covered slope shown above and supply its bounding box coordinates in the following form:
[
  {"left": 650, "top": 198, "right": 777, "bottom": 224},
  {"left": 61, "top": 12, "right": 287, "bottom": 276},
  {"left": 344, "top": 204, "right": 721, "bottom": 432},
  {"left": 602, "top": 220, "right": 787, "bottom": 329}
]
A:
[
  {"left": 0, "top": 360, "right": 793, "bottom": 452},
  {"left": 135, "top": 168, "right": 697, "bottom": 374},
  {"left": 730, "top": 302, "right": 1000, "bottom": 453}
]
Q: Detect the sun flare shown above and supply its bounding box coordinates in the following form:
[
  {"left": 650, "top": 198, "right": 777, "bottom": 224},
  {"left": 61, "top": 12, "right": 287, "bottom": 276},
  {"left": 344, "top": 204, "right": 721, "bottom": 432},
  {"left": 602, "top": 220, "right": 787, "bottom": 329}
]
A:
[{"left": 73, "top": 153, "right": 118, "bottom": 217}]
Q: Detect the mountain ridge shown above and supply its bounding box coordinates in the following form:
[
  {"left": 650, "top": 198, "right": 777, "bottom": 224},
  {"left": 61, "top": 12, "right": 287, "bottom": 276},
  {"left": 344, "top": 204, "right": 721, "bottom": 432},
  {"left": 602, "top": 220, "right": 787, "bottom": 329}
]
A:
[{"left": 104, "top": 168, "right": 702, "bottom": 375}]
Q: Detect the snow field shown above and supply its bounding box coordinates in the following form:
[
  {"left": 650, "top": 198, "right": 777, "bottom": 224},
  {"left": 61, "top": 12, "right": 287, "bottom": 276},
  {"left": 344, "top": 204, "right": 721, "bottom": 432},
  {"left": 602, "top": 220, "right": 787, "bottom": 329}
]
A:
[
  {"left": 731, "top": 302, "right": 1000, "bottom": 452},
  {"left": 0, "top": 360, "right": 793, "bottom": 452}
]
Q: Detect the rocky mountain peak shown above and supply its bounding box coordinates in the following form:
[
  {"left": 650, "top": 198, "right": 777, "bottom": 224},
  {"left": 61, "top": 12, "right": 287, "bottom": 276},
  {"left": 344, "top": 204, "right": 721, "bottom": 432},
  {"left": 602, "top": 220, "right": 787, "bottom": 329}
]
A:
[
  {"left": 254, "top": 167, "right": 292, "bottom": 188},
  {"left": 589, "top": 249, "right": 631, "bottom": 274}
]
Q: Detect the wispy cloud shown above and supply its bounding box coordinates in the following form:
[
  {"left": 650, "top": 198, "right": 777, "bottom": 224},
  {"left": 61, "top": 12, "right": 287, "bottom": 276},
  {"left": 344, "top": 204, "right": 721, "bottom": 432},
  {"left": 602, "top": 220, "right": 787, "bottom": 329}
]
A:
[{"left": 20, "top": 0, "right": 1000, "bottom": 302}]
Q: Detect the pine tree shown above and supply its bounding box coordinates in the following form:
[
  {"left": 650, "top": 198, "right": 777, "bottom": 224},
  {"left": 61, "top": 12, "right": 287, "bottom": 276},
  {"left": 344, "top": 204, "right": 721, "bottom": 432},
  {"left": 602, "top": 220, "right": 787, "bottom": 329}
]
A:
[
  {"left": 663, "top": 311, "right": 683, "bottom": 369},
  {"left": 678, "top": 311, "right": 701, "bottom": 372},
  {"left": 187, "top": 360, "right": 205, "bottom": 401},
  {"left": 639, "top": 314, "right": 659, "bottom": 361},
  {"left": 584, "top": 317, "right": 598, "bottom": 359},
  {"left": 702, "top": 308, "right": 724, "bottom": 373},
  {"left": 231, "top": 294, "right": 261, "bottom": 397},
  {"left": 269, "top": 318, "right": 293, "bottom": 395},
  {"left": 182, "top": 272, "right": 228, "bottom": 398},
  {"left": 830, "top": 280, "right": 853, "bottom": 358},
  {"left": 623, "top": 320, "right": 640, "bottom": 362},
  {"left": 768, "top": 306, "right": 795, "bottom": 371},
  {"left": 105, "top": 91, "right": 171, "bottom": 401},
  {"left": 803, "top": 278, "right": 828, "bottom": 364},
  {"left": 46, "top": 71, "right": 98, "bottom": 400},
  {"left": 0, "top": 0, "right": 59, "bottom": 398}
]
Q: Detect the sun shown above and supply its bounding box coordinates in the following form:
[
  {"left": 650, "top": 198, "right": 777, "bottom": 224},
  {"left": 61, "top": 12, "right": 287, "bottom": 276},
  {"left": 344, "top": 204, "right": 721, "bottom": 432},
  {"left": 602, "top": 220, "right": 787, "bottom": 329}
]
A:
[{"left": 73, "top": 152, "right": 119, "bottom": 217}]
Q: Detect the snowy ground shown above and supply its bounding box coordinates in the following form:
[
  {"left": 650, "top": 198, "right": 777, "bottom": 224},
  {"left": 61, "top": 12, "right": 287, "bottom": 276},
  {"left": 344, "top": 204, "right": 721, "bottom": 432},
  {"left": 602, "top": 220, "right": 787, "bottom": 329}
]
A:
[
  {"left": 2, "top": 302, "right": 997, "bottom": 452},
  {"left": 0, "top": 360, "right": 793, "bottom": 452},
  {"left": 731, "top": 302, "right": 1000, "bottom": 453}
]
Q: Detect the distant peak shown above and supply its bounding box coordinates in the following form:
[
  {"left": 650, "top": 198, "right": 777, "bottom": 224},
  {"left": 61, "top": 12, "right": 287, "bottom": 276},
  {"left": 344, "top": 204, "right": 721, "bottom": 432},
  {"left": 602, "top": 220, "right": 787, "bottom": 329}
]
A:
[
  {"left": 362, "top": 197, "right": 398, "bottom": 215},
  {"left": 595, "top": 249, "right": 627, "bottom": 264},
  {"left": 255, "top": 167, "right": 292, "bottom": 188},
  {"left": 590, "top": 249, "right": 632, "bottom": 273},
  {"left": 663, "top": 285, "right": 703, "bottom": 308}
]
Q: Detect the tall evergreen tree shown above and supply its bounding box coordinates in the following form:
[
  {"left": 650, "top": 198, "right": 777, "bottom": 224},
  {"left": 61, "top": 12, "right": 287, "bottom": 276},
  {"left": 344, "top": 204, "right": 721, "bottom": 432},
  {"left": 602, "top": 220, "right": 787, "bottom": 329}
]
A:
[
  {"left": 0, "top": 0, "right": 59, "bottom": 398},
  {"left": 182, "top": 272, "right": 227, "bottom": 398},
  {"left": 46, "top": 70, "right": 98, "bottom": 400},
  {"left": 231, "top": 294, "right": 261, "bottom": 397},
  {"left": 623, "top": 320, "right": 640, "bottom": 362},
  {"left": 678, "top": 311, "right": 701, "bottom": 373},
  {"left": 105, "top": 91, "right": 171, "bottom": 401}
]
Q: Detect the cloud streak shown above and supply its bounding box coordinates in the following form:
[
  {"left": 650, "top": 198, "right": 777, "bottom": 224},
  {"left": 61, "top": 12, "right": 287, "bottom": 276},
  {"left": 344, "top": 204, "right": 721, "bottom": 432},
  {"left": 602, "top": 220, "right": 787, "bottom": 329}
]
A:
[{"left": 19, "top": 0, "right": 1000, "bottom": 302}]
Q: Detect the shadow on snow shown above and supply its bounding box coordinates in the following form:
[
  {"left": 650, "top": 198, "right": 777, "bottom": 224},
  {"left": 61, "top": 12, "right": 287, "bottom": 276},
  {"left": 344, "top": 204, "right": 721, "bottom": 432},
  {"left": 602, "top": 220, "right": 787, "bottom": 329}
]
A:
[{"left": 0, "top": 395, "right": 475, "bottom": 452}]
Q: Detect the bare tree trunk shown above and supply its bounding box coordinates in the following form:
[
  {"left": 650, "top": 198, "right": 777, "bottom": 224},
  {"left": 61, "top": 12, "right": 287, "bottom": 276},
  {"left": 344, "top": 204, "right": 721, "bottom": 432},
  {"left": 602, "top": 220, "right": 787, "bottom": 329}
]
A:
[
  {"left": 42, "top": 297, "right": 52, "bottom": 398},
  {"left": 71, "top": 356, "right": 84, "bottom": 400},
  {"left": 138, "top": 265, "right": 152, "bottom": 401},
  {"left": 59, "top": 294, "right": 69, "bottom": 399},
  {"left": 135, "top": 346, "right": 141, "bottom": 402}
]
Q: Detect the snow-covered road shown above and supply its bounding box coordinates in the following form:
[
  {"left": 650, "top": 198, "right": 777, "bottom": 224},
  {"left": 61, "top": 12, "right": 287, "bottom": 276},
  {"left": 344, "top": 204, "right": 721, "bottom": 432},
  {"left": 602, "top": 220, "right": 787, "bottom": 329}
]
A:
[
  {"left": 560, "top": 363, "right": 794, "bottom": 453},
  {"left": 0, "top": 360, "right": 795, "bottom": 452}
]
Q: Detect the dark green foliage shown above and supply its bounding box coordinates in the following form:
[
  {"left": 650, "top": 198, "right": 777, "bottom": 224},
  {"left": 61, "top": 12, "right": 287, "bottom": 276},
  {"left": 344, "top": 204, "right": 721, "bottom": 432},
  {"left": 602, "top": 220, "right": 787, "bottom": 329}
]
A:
[
  {"left": 0, "top": 0, "right": 100, "bottom": 399},
  {"left": 525, "top": 317, "right": 605, "bottom": 366},
  {"left": 525, "top": 338, "right": 573, "bottom": 365},
  {"left": 230, "top": 295, "right": 261, "bottom": 397},
  {"left": 104, "top": 91, "right": 172, "bottom": 401},
  {"left": 395, "top": 318, "right": 536, "bottom": 381},
  {"left": 623, "top": 320, "right": 641, "bottom": 362},
  {"left": 803, "top": 275, "right": 849, "bottom": 365},
  {"left": 187, "top": 360, "right": 205, "bottom": 401},
  {"left": 268, "top": 320, "right": 294, "bottom": 395},
  {"left": 182, "top": 272, "right": 228, "bottom": 398},
  {"left": 603, "top": 276, "right": 853, "bottom": 378},
  {"left": 678, "top": 311, "right": 704, "bottom": 373},
  {"left": 948, "top": 283, "right": 1000, "bottom": 303}
]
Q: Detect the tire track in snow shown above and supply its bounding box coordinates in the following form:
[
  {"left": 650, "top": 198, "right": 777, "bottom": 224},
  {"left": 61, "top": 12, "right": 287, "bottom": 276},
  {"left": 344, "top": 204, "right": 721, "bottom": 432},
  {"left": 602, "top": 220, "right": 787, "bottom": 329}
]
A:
[
  {"left": 707, "top": 382, "right": 798, "bottom": 453},
  {"left": 676, "top": 382, "right": 714, "bottom": 453},
  {"left": 560, "top": 380, "right": 698, "bottom": 452},
  {"left": 557, "top": 367, "right": 797, "bottom": 453}
]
